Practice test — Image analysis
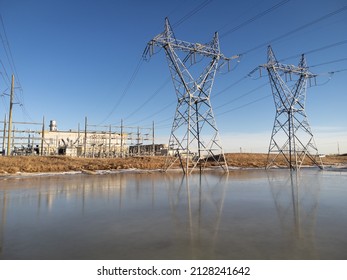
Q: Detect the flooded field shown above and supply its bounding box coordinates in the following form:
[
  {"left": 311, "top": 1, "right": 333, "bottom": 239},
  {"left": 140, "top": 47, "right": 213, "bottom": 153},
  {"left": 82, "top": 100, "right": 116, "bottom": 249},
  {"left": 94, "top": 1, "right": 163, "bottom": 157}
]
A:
[{"left": 0, "top": 168, "right": 346, "bottom": 260}]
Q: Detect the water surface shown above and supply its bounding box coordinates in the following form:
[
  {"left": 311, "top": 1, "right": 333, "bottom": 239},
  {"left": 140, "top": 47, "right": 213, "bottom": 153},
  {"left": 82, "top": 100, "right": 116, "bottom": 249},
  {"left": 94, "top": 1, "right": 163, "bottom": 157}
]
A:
[{"left": 0, "top": 169, "right": 346, "bottom": 259}]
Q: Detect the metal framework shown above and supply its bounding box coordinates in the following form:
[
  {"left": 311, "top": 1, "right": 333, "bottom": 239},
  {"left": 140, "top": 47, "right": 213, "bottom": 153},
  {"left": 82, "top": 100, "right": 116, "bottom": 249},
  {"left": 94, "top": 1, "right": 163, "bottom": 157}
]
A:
[
  {"left": 261, "top": 46, "right": 323, "bottom": 170},
  {"left": 0, "top": 118, "right": 156, "bottom": 157},
  {"left": 144, "top": 18, "right": 236, "bottom": 174}
]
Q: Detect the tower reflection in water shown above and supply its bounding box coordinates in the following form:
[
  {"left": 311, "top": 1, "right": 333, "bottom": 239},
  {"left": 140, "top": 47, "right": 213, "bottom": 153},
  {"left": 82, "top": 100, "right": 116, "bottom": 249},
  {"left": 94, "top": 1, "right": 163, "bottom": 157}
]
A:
[
  {"left": 164, "top": 172, "right": 228, "bottom": 259},
  {"left": 267, "top": 170, "right": 321, "bottom": 259}
]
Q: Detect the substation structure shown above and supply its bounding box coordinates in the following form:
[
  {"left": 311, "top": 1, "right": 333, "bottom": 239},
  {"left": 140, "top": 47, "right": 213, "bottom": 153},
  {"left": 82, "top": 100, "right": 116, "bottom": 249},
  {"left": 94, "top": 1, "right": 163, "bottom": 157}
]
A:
[
  {"left": 260, "top": 46, "right": 323, "bottom": 170},
  {"left": 0, "top": 118, "right": 167, "bottom": 157},
  {"left": 144, "top": 18, "right": 238, "bottom": 174}
]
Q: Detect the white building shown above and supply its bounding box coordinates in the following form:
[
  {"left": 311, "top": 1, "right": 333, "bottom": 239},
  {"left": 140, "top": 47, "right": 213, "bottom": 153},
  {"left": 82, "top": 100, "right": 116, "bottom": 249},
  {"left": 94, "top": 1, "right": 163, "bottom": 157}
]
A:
[{"left": 41, "top": 120, "right": 128, "bottom": 157}]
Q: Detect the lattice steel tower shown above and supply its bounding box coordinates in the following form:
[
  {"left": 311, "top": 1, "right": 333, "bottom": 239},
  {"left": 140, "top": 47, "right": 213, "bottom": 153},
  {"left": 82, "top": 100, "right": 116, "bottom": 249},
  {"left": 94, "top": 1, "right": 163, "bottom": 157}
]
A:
[
  {"left": 261, "top": 46, "right": 323, "bottom": 170},
  {"left": 144, "top": 18, "right": 236, "bottom": 174}
]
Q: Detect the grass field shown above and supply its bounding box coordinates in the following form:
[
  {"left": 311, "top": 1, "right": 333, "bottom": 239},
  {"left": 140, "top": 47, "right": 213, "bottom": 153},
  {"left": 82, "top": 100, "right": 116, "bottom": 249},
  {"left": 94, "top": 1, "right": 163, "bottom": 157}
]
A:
[{"left": 0, "top": 153, "right": 346, "bottom": 174}]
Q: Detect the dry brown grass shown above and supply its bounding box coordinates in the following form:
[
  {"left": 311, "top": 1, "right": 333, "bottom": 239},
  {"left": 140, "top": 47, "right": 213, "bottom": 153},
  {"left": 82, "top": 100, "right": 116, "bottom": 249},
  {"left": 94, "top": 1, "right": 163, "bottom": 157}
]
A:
[
  {"left": 225, "top": 153, "right": 347, "bottom": 168},
  {"left": 0, "top": 153, "right": 346, "bottom": 174}
]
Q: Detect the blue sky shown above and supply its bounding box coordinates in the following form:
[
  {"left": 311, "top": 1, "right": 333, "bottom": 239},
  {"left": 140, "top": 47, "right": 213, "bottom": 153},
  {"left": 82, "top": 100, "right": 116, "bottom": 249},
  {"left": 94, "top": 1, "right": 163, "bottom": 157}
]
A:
[{"left": 0, "top": 0, "right": 346, "bottom": 154}]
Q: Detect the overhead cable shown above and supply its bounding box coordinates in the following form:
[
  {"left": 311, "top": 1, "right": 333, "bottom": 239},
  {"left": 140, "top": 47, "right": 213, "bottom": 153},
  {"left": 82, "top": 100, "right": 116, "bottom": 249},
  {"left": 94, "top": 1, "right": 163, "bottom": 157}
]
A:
[
  {"left": 124, "top": 76, "right": 171, "bottom": 121},
  {"left": 214, "top": 82, "right": 269, "bottom": 111},
  {"left": 0, "top": 14, "right": 23, "bottom": 93},
  {"left": 216, "top": 94, "right": 272, "bottom": 117},
  {"left": 240, "top": 5, "right": 347, "bottom": 56},
  {"left": 172, "top": 0, "right": 214, "bottom": 28},
  {"left": 220, "top": 0, "right": 291, "bottom": 39},
  {"left": 126, "top": 101, "right": 175, "bottom": 127},
  {"left": 310, "top": 57, "right": 347, "bottom": 68},
  {"left": 279, "top": 39, "right": 347, "bottom": 62},
  {"left": 98, "top": 57, "right": 143, "bottom": 125}
]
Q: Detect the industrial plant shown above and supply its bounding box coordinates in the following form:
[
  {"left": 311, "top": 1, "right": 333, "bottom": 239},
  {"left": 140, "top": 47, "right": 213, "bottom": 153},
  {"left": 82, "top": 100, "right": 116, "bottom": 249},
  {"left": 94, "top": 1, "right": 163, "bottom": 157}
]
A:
[{"left": 0, "top": 118, "right": 167, "bottom": 158}]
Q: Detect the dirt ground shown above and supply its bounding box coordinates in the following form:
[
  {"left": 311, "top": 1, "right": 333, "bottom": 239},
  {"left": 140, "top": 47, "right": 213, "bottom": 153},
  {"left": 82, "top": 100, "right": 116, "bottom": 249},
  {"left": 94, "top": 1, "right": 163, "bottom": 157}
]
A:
[{"left": 0, "top": 153, "right": 346, "bottom": 175}]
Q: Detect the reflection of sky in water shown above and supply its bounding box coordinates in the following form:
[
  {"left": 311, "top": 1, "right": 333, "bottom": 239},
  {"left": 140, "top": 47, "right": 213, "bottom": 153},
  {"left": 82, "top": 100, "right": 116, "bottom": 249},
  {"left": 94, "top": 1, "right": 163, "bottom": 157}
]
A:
[{"left": 0, "top": 169, "right": 346, "bottom": 260}]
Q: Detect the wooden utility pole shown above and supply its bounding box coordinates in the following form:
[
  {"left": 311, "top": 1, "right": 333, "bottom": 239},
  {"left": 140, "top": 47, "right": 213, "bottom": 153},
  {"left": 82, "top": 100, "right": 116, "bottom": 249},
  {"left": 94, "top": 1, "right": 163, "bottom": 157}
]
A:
[
  {"left": 137, "top": 126, "right": 140, "bottom": 156},
  {"left": 152, "top": 121, "right": 155, "bottom": 156},
  {"left": 108, "top": 124, "right": 112, "bottom": 157},
  {"left": 120, "top": 119, "right": 124, "bottom": 157},
  {"left": 84, "top": 116, "right": 87, "bottom": 158},
  {"left": 6, "top": 75, "right": 14, "bottom": 156},
  {"left": 2, "top": 115, "right": 6, "bottom": 155},
  {"left": 40, "top": 116, "right": 45, "bottom": 155}
]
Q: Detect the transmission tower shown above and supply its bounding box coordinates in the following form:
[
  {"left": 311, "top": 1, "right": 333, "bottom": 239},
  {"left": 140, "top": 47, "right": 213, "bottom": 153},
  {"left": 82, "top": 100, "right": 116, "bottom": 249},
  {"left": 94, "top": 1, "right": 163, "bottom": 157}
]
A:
[
  {"left": 260, "top": 46, "right": 323, "bottom": 170},
  {"left": 144, "top": 18, "right": 237, "bottom": 174}
]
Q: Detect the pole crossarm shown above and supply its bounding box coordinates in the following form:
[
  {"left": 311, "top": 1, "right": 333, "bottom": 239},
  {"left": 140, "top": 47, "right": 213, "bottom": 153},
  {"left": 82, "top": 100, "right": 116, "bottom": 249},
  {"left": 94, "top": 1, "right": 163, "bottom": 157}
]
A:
[
  {"left": 144, "top": 18, "right": 235, "bottom": 174},
  {"left": 260, "top": 46, "right": 323, "bottom": 170}
]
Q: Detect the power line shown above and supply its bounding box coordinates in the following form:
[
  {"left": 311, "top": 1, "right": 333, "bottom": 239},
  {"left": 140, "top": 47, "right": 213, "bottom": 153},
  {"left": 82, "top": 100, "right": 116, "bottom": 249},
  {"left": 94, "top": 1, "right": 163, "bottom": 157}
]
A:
[
  {"left": 212, "top": 39, "right": 347, "bottom": 102},
  {"left": 310, "top": 57, "right": 347, "bottom": 68},
  {"left": 98, "top": 56, "right": 144, "bottom": 125},
  {"left": 327, "top": 68, "right": 347, "bottom": 75},
  {"left": 220, "top": 0, "right": 291, "bottom": 39},
  {"left": 217, "top": 0, "right": 266, "bottom": 33},
  {"left": 216, "top": 93, "right": 272, "bottom": 117},
  {"left": 214, "top": 74, "right": 250, "bottom": 98},
  {"left": 0, "top": 14, "right": 34, "bottom": 123},
  {"left": 19, "top": 103, "right": 35, "bottom": 122},
  {"left": 0, "top": 14, "right": 22, "bottom": 91},
  {"left": 132, "top": 0, "right": 218, "bottom": 127},
  {"left": 135, "top": 20, "right": 230, "bottom": 126},
  {"left": 127, "top": 44, "right": 201, "bottom": 126},
  {"left": 0, "top": 70, "right": 10, "bottom": 88},
  {"left": 240, "top": 5, "right": 347, "bottom": 56},
  {"left": 212, "top": 53, "right": 347, "bottom": 118},
  {"left": 123, "top": 76, "right": 171, "bottom": 121},
  {"left": 279, "top": 39, "right": 347, "bottom": 62},
  {"left": 214, "top": 82, "right": 269, "bottom": 111},
  {"left": 1, "top": 93, "right": 8, "bottom": 112},
  {"left": 172, "top": 0, "right": 214, "bottom": 28},
  {"left": 112, "top": 5, "right": 347, "bottom": 130},
  {"left": 135, "top": 43, "right": 346, "bottom": 127},
  {"left": 0, "top": 58, "right": 11, "bottom": 85},
  {"left": 126, "top": 101, "right": 175, "bottom": 126}
]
